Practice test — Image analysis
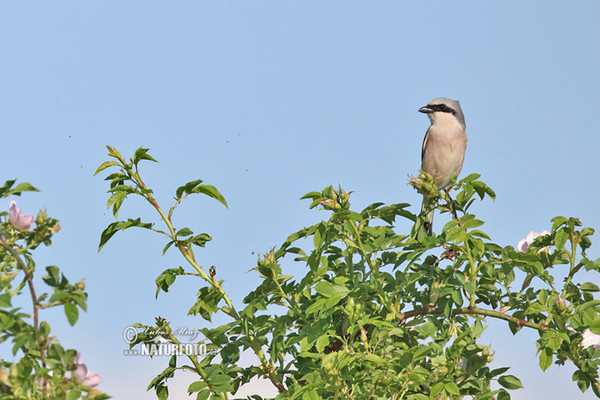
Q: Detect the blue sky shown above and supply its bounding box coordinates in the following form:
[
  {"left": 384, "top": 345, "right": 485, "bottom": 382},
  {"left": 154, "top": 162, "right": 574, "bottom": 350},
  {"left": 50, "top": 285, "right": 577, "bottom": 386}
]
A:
[{"left": 2, "top": 2, "right": 599, "bottom": 399}]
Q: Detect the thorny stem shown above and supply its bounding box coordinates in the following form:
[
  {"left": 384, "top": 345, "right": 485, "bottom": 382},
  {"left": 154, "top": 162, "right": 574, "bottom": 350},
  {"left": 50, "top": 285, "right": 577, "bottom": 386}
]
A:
[{"left": 396, "top": 305, "right": 548, "bottom": 332}]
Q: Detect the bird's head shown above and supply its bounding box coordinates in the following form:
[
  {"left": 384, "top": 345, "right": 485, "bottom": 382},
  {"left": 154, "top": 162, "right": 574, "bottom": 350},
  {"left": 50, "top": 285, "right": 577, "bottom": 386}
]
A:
[{"left": 419, "top": 97, "right": 465, "bottom": 128}]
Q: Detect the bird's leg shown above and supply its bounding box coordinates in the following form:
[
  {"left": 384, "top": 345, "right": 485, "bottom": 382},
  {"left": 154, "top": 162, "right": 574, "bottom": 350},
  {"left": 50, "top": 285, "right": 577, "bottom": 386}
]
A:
[{"left": 445, "top": 189, "right": 458, "bottom": 220}]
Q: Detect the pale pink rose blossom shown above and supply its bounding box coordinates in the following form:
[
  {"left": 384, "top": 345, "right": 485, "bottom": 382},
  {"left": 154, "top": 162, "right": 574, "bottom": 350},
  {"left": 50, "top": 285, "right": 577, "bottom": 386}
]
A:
[
  {"left": 582, "top": 329, "right": 600, "bottom": 349},
  {"left": 73, "top": 353, "right": 101, "bottom": 387},
  {"left": 8, "top": 201, "right": 34, "bottom": 231},
  {"left": 517, "top": 230, "right": 550, "bottom": 253},
  {"left": 566, "top": 326, "right": 600, "bottom": 349}
]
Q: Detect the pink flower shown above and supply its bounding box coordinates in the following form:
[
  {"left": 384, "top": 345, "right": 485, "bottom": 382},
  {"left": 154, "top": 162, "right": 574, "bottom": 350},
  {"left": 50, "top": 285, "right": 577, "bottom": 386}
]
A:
[
  {"left": 72, "top": 353, "right": 101, "bottom": 387},
  {"left": 582, "top": 329, "right": 600, "bottom": 349},
  {"left": 517, "top": 230, "right": 550, "bottom": 253},
  {"left": 566, "top": 326, "right": 600, "bottom": 349},
  {"left": 8, "top": 201, "right": 34, "bottom": 231}
]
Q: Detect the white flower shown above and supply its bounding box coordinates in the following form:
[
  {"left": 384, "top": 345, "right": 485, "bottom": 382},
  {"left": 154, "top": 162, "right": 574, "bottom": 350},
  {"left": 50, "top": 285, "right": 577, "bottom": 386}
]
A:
[{"left": 517, "top": 230, "right": 550, "bottom": 253}]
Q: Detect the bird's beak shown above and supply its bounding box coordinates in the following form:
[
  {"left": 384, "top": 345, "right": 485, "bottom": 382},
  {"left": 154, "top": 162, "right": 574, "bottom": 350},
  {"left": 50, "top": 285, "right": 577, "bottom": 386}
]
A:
[{"left": 418, "top": 106, "right": 433, "bottom": 114}]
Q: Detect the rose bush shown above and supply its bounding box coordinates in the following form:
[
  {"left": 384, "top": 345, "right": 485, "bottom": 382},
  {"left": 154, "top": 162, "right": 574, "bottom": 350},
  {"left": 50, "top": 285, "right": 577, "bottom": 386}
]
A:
[{"left": 96, "top": 147, "right": 600, "bottom": 399}]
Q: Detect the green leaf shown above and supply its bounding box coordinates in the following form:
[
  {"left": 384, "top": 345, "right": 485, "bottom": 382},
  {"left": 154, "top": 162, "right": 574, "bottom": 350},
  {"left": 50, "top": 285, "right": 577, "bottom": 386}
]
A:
[
  {"left": 9, "top": 182, "right": 39, "bottom": 196},
  {"left": 431, "top": 382, "right": 444, "bottom": 397},
  {"left": 42, "top": 266, "right": 65, "bottom": 288},
  {"left": 188, "top": 381, "right": 207, "bottom": 393},
  {"left": 162, "top": 240, "right": 175, "bottom": 255},
  {"left": 177, "top": 228, "right": 193, "bottom": 237},
  {"left": 66, "top": 390, "right": 82, "bottom": 400},
  {"left": 64, "top": 302, "right": 79, "bottom": 326},
  {"left": 106, "top": 189, "right": 134, "bottom": 218},
  {"left": 190, "top": 233, "right": 212, "bottom": 248},
  {"left": 464, "top": 281, "right": 476, "bottom": 295},
  {"left": 497, "top": 389, "right": 511, "bottom": 400},
  {"left": 156, "top": 384, "right": 169, "bottom": 400},
  {"left": 573, "top": 370, "right": 592, "bottom": 393},
  {"left": 316, "top": 334, "right": 330, "bottom": 353},
  {"left": 555, "top": 228, "right": 568, "bottom": 250},
  {"left": 94, "top": 160, "right": 120, "bottom": 176},
  {"left": 175, "top": 180, "right": 228, "bottom": 208},
  {"left": 155, "top": 267, "right": 186, "bottom": 298},
  {"left": 498, "top": 375, "right": 523, "bottom": 390},
  {"left": 444, "top": 382, "right": 460, "bottom": 395},
  {"left": 0, "top": 180, "right": 39, "bottom": 197},
  {"left": 98, "top": 222, "right": 120, "bottom": 251},
  {"left": 302, "top": 390, "right": 320, "bottom": 400},
  {"left": 133, "top": 147, "right": 158, "bottom": 164},
  {"left": 489, "top": 367, "right": 510, "bottom": 377},
  {"left": 305, "top": 298, "right": 328, "bottom": 315},
  {"left": 539, "top": 347, "right": 552, "bottom": 371},
  {"left": 580, "top": 282, "right": 599, "bottom": 292},
  {"left": 195, "top": 389, "right": 210, "bottom": 400},
  {"left": 315, "top": 281, "right": 350, "bottom": 298},
  {"left": 0, "top": 293, "right": 12, "bottom": 308},
  {"left": 106, "top": 145, "right": 123, "bottom": 160},
  {"left": 98, "top": 218, "right": 154, "bottom": 251}
]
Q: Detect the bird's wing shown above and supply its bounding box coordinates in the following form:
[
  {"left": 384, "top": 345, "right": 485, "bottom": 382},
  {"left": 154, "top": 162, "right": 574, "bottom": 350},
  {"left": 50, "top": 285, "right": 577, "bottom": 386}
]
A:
[{"left": 421, "top": 127, "right": 431, "bottom": 163}]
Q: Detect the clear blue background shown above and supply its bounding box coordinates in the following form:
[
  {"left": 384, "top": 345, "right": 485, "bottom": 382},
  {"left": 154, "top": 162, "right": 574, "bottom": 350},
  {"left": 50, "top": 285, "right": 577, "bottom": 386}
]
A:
[{"left": 2, "top": 2, "right": 599, "bottom": 399}]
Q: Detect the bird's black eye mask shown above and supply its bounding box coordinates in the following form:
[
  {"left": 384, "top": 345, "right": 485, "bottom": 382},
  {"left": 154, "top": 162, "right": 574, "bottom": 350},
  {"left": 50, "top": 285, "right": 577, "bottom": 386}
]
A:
[{"left": 430, "top": 104, "right": 456, "bottom": 115}]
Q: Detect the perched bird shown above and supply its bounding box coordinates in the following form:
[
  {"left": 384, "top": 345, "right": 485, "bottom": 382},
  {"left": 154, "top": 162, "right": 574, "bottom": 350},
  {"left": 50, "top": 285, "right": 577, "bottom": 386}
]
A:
[{"left": 418, "top": 97, "right": 468, "bottom": 235}]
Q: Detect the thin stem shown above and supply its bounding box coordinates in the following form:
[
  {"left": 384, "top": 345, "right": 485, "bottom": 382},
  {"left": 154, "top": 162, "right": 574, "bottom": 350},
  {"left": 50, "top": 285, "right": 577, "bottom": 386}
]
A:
[
  {"left": 251, "top": 345, "right": 287, "bottom": 393},
  {"left": 396, "top": 305, "right": 548, "bottom": 331},
  {"left": 127, "top": 161, "right": 239, "bottom": 319},
  {"left": 1, "top": 242, "right": 47, "bottom": 394},
  {"left": 460, "top": 240, "right": 478, "bottom": 308}
]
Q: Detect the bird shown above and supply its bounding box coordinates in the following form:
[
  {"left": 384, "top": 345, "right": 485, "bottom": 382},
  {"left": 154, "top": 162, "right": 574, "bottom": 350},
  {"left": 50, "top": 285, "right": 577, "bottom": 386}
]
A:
[{"left": 418, "top": 97, "right": 468, "bottom": 235}]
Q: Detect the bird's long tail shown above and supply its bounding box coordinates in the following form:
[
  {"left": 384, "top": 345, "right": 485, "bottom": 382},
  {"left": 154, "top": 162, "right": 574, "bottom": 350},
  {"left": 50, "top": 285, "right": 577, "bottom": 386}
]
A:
[{"left": 421, "top": 196, "right": 434, "bottom": 236}]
